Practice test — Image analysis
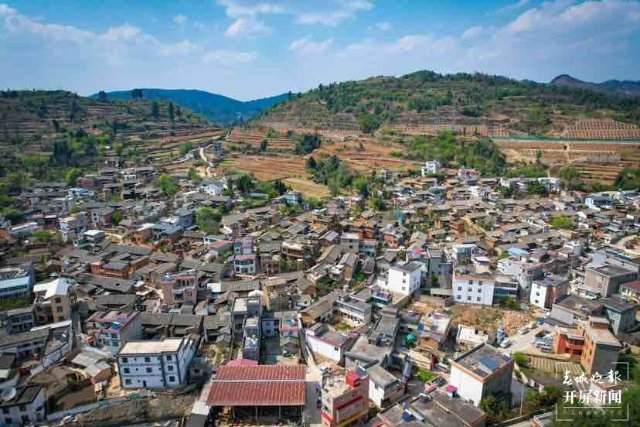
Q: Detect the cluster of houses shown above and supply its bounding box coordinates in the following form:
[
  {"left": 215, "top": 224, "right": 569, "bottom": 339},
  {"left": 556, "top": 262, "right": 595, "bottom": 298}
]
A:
[{"left": 0, "top": 159, "right": 638, "bottom": 426}]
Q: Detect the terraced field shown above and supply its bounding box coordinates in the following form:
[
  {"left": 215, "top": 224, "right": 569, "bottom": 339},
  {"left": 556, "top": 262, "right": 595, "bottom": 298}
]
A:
[
  {"left": 225, "top": 127, "right": 296, "bottom": 152},
  {"left": 494, "top": 137, "right": 640, "bottom": 184},
  {"left": 315, "top": 138, "right": 420, "bottom": 173},
  {"left": 215, "top": 154, "right": 329, "bottom": 198},
  {"left": 0, "top": 90, "right": 222, "bottom": 169}
]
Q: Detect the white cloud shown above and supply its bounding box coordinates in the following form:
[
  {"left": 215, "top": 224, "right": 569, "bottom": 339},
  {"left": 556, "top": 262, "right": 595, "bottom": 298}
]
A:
[
  {"left": 289, "top": 36, "right": 333, "bottom": 54},
  {"left": 159, "top": 40, "right": 200, "bottom": 56},
  {"left": 372, "top": 21, "right": 392, "bottom": 31},
  {"left": 225, "top": 17, "right": 271, "bottom": 37},
  {"left": 173, "top": 14, "right": 188, "bottom": 28},
  {"left": 203, "top": 49, "right": 258, "bottom": 64},
  {"left": 0, "top": 3, "right": 258, "bottom": 72},
  {"left": 499, "top": 0, "right": 531, "bottom": 13},
  {"left": 217, "top": 0, "right": 284, "bottom": 37},
  {"left": 332, "top": 0, "right": 640, "bottom": 84},
  {"left": 296, "top": 0, "right": 373, "bottom": 26}
]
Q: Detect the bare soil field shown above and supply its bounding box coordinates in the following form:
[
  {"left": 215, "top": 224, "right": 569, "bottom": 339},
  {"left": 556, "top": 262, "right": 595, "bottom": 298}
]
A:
[
  {"left": 216, "top": 154, "right": 330, "bottom": 197},
  {"left": 315, "top": 138, "right": 420, "bottom": 172}
]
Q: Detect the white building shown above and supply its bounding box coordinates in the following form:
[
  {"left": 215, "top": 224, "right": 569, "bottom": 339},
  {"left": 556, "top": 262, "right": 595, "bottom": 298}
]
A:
[
  {"left": 305, "top": 323, "right": 352, "bottom": 363},
  {"left": 452, "top": 269, "right": 495, "bottom": 306},
  {"left": 421, "top": 160, "right": 441, "bottom": 177},
  {"left": 0, "top": 384, "right": 46, "bottom": 425},
  {"left": 385, "top": 261, "right": 423, "bottom": 296},
  {"left": 117, "top": 335, "right": 198, "bottom": 389},
  {"left": 449, "top": 343, "right": 514, "bottom": 406}
]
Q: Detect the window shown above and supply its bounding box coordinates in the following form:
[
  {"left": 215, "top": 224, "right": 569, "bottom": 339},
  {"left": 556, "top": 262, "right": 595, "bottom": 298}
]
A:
[
  {"left": 468, "top": 280, "right": 473, "bottom": 285},
  {"left": 457, "top": 287, "right": 462, "bottom": 291},
  {"left": 467, "top": 296, "right": 471, "bottom": 301},
  {"left": 122, "top": 357, "right": 128, "bottom": 363},
  {"left": 123, "top": 368, "right": 130, "bottom": 374},
  {"left": 477, "top": 288, "right": 482, "bottom": 293},
  {"left": 4, "top": 418, "right": 12, "bottom": 425},
  {"left": 166, "top": 355, "right": 172, "bottom": 361},
  {"left": 477, "top": 297, "right": 481, "bottom": 302},
  {"left": 146, "top": 367, "right": 152, "bottom": 373},
  {"left": 167, "top": 365, "right": 174, "bottom": 371},
  {"left": 456, "top": 295, "right": 461, "bottom": 300},
  {"left": 2, "top": 408, "right": 8, "bottom": 415},
  {"left": 125, "top": 379, "right": 132, "bottom": 385},
  {"left": 169, "top": 376, "right": 175, "bottom": 382},
  {"left": 144, "top": 357, "right": 151, "bottom": 363},
  {"left": 479, "top": 280, "right": 483, "bottom": 286}
]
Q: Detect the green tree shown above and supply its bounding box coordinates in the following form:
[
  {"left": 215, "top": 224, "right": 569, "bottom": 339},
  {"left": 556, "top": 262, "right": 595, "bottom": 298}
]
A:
[
  {"left": 549, "top": 215, "right": 574, "bottom": 230},
  {"left": 260, "top": 139, "right": 268, "bottom": 151},
  {"left": 353, "top": 175, "right": 369, "bottom": 198},
  {"left": 479, "top": 395, "right": 509, "bottom": 422},
  {"left": 97, "top": 90, "right": 108, "bottom": 102},
  {"left": 130, "top": 88, "right": 143, "bottom": 100},
  {"left": 111, "top": 211, "right": 123, "bottom": 226},
  {"left": 30, "top": 230, "right": 54, "bottom": 243},
  {"left": 306, "top": 156, "right": 317, "bottom": 170},
  {"left": 187, "top": 168, "right": 202, "bottom": 182},
  {"left": 158, "top": 175, "right": 179, "bottom": 197},
  {"left": 235, "top": 174, "right": 254, "bottom": 193},
  {"left": 357, "top": 113, "right": 381, "bottom": 134},
  {"left": 65, "top": 168, "right": 82, "bottom": 186},
  {"left": 559, "top": 166, "right": 583, "bottom": 190},
  {"left": 151, "top": 101, "right": 160, "bottom": 119},
  {"left": 168, "top": 102, "right": 175, "bottom": 121},
  {"left": 196, "top": 206, "right": 221, "bottom": 234},
  {"left": 179, "top": 142, "right": 193, "bottom": 156}
]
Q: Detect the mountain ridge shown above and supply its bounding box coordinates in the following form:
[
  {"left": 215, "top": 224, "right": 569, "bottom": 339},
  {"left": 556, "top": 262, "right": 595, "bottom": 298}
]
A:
[
  {"left": 90, "top": 88, "right": 289, "bottom": 125},
  {"left": 550, "top": 74, "right": 640, "bottom": 97}
]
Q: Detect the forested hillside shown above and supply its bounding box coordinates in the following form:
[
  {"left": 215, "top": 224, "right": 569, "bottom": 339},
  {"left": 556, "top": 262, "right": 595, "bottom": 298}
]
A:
[{"left": 255, "top": 71, "right": 640, "bottom": 137}]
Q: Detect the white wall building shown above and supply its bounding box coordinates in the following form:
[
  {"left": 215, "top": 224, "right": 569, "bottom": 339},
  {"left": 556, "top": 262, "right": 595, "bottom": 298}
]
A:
[
  {"left": 385, "top": 262, "right": 423, "bottom": 296},
  {"left": 117, "top": 336, "right": 197, "bottom": 389},
  {"left": 452, "top": 270, "right": 495, "bottom": 306},
  {"left": 421, "top": 160, "right": 441, "bottom": 177},
  {"left": 449, "top": 343, "right": 514, "bottom": 406}
]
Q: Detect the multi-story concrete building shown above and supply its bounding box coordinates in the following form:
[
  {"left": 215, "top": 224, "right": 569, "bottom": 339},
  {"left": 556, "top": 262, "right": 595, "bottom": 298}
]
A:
[
  {"left": 88, "top": 310, "right": 143, "bottom": 354},
  {"left": 117, "top": 335, "right": 197, "bottom": 389},
  {"left": 32, "top": 277, "right": 72, "bottom": 325},
  {"left": 0, "top": 384, "right": 46, "bottom": 426},
  {"left": 321, "top": 370, "right": 369, "bottom": 427},
  {"left": 529, "top": 275, "right": 570, "bottom": 309},
  {"left": 421, "top": 160, "right": 441, "bottom": 177},
  {"left": 1, "top": 307, "right": 35, "bottom": 334},
  {"left": 385, "top": 262, "right": 423, "bottom": 296},
  {"left": 340, "top": 232, "right": 361, "bottom": 254},
  {"left": 549, "top": 295, "right": 603, "bottom": 326},
  {"left": 306, "top": 323, "right": 354, "bottom": 364},
  {"left": 452, "top": 268, "right": 495, "bottom": 306},
  {"left": 601, "top": 297, "right": 638, "bottom": 335},
  {"left": 59, "top": 212, "right": 88, "bottom": 241},
  {"left": 0, "top": 265, "right": 35, "bottom": 302},
  {"left": 160, "top": 271, "right": 198, "bottom": 307},
  {"left": 579, "top": 317, "right": 622, "bottom": 375},
  {"left": 449, "top": 343, "right": 514, "bottom": 406},
  {"left": 366, "top": 364, "right": 403, "bottom": 408},
  {"left": 553, "top": 317, "right": 622, "bottom": 375},
  {"left": 583, "top": 264, "right": 637, "bottom": 298}
]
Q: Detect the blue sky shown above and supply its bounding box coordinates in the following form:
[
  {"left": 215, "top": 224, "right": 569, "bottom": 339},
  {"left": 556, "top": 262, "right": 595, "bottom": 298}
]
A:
[{"left": 1, "top": 0, "right": 639, "bottom": 100}]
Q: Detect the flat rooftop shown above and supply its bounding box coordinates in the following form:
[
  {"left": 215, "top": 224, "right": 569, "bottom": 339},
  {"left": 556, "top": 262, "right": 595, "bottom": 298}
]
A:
[
  {"left": 118, "top": 337, "right": 184, "bottom": 355},
  {"left": 452, "top": 343, "right": 513, "bottom": 379}
]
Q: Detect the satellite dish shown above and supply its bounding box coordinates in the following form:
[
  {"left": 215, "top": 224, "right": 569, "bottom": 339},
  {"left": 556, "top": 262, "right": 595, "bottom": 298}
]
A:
[{"left": 1, "top": 388, "right": 17, "bottom": 402}]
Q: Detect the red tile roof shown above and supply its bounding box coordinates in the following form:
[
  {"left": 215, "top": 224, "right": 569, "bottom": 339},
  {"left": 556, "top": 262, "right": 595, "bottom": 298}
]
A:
[{"left": 207, "top": 365, "right": 306, "bottom": 407}]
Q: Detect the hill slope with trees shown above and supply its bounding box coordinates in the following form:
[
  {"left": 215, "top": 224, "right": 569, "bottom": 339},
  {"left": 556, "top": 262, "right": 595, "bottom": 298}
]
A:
[
  {"left": 92, "top": 88, "right": 289, "bottom": 125},
  {"left": 254, "top": 71, "right": 640, "bottom": 136}
]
